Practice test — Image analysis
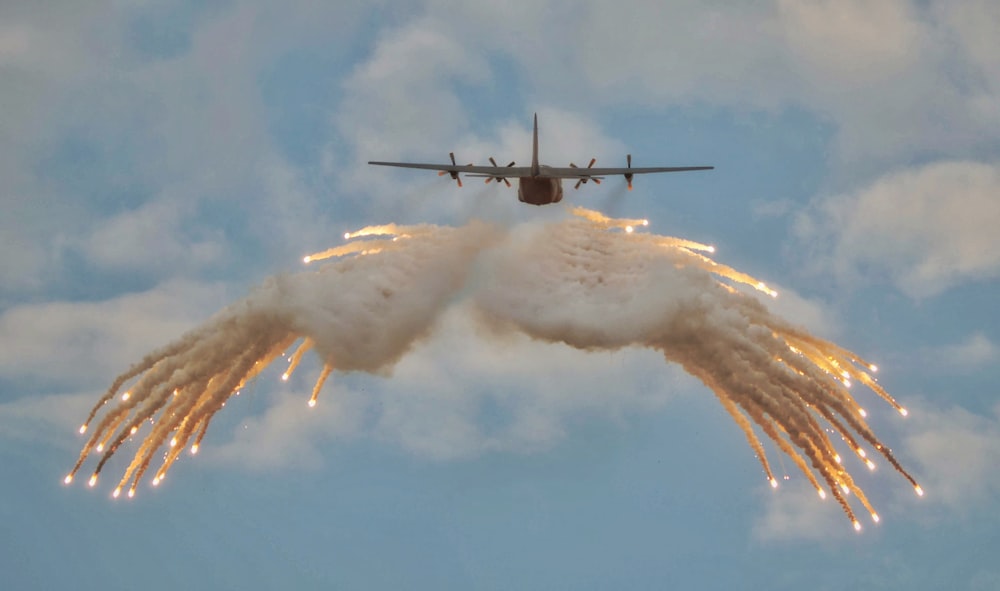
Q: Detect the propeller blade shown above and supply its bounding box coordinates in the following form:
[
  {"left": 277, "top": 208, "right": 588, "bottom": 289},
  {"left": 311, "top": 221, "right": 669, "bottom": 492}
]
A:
[{"left": 439, "top": 152, "right": 463, "bottom": 187}]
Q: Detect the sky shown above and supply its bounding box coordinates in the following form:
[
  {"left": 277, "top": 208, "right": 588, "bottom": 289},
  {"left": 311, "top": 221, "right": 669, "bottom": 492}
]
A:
[{"left": 1, "top": 1, "right": 999, "bottom": 589}]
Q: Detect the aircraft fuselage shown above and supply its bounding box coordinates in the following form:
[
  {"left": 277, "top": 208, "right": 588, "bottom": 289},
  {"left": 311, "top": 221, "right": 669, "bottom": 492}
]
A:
[{"left": 517, "top": 174, "right": 563, "bottom": 205}]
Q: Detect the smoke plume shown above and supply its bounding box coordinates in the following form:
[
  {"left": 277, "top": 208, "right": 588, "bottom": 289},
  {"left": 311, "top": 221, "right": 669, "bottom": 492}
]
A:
[{"left": 66, "top": 208, "right": 920, "bottom": 527}]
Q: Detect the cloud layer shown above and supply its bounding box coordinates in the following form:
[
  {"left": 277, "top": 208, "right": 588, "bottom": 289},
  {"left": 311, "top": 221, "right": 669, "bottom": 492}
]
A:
[{"left": 794, "top": 161, "right": 1000, "bottom": 297}]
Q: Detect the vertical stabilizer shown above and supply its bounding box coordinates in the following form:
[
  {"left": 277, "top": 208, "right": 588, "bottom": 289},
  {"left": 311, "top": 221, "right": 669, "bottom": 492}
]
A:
[{"left": 531, "top": 113, "right": 540, "bottom": 177}]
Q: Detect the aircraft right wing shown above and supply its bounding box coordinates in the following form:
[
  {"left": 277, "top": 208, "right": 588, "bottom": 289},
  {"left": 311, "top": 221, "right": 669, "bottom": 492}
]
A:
[
  {"left": 367, "top": 161, "right": 532, "bottom": 176},
  {"left": 368, "top": 154, "right": 533, "bottom": 188}
]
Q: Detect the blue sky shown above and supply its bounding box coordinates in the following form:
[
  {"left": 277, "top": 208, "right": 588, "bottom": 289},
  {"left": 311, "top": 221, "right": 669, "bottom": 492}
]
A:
[{"left": 2, "top": 1, "right": 999, "bottom": 589}]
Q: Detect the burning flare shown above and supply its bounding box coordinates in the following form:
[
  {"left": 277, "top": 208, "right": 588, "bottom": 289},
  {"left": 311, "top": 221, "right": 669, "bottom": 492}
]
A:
[{"left": 66, "top": 208, "right": 919, "bottom": 527}]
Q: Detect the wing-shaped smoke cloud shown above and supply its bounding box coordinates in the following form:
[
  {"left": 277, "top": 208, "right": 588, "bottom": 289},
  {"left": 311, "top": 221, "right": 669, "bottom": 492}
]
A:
[{"left": 65, "top": 208, "right": 921, "bottom": 528}]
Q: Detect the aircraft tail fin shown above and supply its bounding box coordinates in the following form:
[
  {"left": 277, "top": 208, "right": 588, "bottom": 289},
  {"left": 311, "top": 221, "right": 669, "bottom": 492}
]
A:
[{"left": 531, "top": 113, "right": 540, "bottom": 177}]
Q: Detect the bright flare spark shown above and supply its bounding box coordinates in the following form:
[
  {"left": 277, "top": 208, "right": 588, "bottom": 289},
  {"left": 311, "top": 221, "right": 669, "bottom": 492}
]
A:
[{"left": 65, "top": 208, "right": 920, "bottom": 529}]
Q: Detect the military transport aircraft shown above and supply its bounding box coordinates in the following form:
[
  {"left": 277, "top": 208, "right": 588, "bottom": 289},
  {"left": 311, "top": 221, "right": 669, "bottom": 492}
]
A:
[{"left": 368, "top": 114, "right": 713, "bottom": 205}]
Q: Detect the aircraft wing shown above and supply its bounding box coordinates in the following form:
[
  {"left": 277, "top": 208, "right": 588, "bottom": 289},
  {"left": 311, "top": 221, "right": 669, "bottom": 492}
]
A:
[
  {"left": 539, "top": 166, "right": 714, "bottom": 178},
  {"left": 368, "top": 161, "right": 533, "bottom": 177}
]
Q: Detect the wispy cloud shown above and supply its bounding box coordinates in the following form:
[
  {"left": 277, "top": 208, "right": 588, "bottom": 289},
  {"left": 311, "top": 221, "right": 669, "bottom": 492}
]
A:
[
  {"left": 0, "top": 391, "right": 95, "bottom": 448},
  {"left": 930, "top": 333, "right": 999, "bottom": 372},
  {"left": 754, "top": 398, "right": 1000, "bottom": 540},
  {"left": 903, "top": 401, "right": 1000, "bottom": 512},
  {"left": 793, "top": 161, "right": 1000, "bottom": 297},
  {"left": 420, "top": 0, "right": 998, "bottom": 169},
  {"left": 0, "top": 279, "right": 230, "bottom": 389},
  {"left": 753, "top": 479, "right": 849, "bottom": 542}
]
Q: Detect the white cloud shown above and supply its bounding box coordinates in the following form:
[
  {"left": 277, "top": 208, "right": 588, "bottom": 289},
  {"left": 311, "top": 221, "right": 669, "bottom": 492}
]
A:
[
  {"left": 331, "top": 16, "right": 628, "bottom": 222},
  {"left": 205, "top": 304, "right": 690, "bottom": 467},
  {"left": 366, "top": 307, "right": 686, "bottom": 460},
  {"left": 778, "top": 0, "right": 921, "bottom": 81},
  {"left": 931, "top": 333, "right": 999, "bottom": 371},
  {"left": 81, "top": 197, "right": 225, "bottom": 272},
  {"left": 0, "top": 279, "right": 230, "bottom": 387},
  {"left": 335, "top": 19, "right": 489, "bottom": 161},
  {"left": 419, "top": 0, "right": 999, "bottom": 169},
  {"left": 903, "top": 402, "right": 1000, "bottom": 511},
  {"left": 793, "top": 161, "right": 1000, "bottom": 297},
  {"left": 753, "top": 479, "right": 850, "bottom": 542},
  {"left": 0, "top": 391, "right": 95, "bottom": 448},
  {"left": 207, "top": 378, "right": 364, "bottom": 471},
  {"left": 0, "top": 2, "right": 366, "bottom": 296},
  {"left": 754, "top": 399, "right": 1000, "bottom": 540}
]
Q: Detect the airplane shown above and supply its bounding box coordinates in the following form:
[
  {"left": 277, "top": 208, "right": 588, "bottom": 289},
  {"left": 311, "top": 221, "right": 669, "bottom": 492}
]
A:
[{"left": 368, "top": 113, "right": 713, "bottom": 205}]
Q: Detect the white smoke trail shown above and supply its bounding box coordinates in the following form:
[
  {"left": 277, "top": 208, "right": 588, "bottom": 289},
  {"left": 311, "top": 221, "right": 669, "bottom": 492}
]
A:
[{"left": 66, "top": 209, "right": 919, "bottom": 527}]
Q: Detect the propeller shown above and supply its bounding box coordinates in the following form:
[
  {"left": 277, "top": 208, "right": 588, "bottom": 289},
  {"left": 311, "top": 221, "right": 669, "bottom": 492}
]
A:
[
  {"left": 484, "top": 157, "right": 515, "bottom": 187},
  {"left": 437, "top": 152, "right": 472, "bottom": 187},
  {"left": 625, "top": 154, "right": 634, "bottom": 190},
  {"left": 569, "top": 158, "right": 601, "bottom": 189}
]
